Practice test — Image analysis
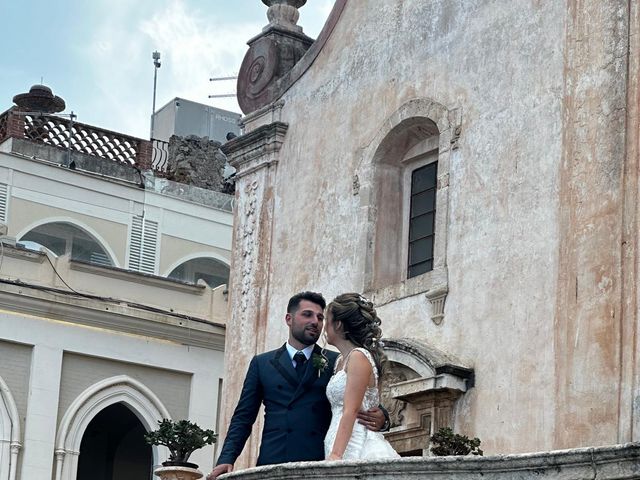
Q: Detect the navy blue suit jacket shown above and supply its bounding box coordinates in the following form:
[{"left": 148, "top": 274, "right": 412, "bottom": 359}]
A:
[{"left": 217, "top": 344, "right": 339, "bottom": 466}]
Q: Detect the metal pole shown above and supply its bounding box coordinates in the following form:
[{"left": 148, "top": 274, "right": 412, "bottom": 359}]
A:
[
  {"left": 67, "top": 111, "right": 76, "bottom": 167},
  {"left": 150, "top": 51, "right": 161, "bottom": 139}
]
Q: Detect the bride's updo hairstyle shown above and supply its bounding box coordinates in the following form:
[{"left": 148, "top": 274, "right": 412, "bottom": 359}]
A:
[{"left": 328, "top": 293, "right": 387, "bottom": 375}]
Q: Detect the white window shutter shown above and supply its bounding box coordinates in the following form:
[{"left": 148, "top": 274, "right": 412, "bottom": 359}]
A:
[
  {"left": 0, "top": 183, "right": 8, "bottom": 223},
  {"left": 128, "top": 216, "right": 158, "bottom": 274}
]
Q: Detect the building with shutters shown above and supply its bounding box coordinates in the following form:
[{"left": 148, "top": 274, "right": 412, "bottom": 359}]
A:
[{"left": 0, "top": 85, "right": 232, "bottom": 480}]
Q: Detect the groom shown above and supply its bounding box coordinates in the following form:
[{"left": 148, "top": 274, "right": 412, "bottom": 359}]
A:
[{"left": 208, "top": 291, "right": 386, "bottom": 479}]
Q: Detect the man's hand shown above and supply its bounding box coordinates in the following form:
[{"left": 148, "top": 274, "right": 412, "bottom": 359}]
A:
[
  {"left": 206, "top": 464, "right": 233, "bottom": 480},
  {"left": 357, "top": 407, "right": 385, "bottom": 431}
]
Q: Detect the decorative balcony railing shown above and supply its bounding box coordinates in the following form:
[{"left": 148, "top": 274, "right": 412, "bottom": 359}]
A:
[
  {"left": 0, "top": 110, "right": 7, "bottom": 141},
  {"left": 152, "top": 138, "right": 169, "bottom": 176},
  {"left": 0, "top": 108, "right": 158, "bottom": 173}
]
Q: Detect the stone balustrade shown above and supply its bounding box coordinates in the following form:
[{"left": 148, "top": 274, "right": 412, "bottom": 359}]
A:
[{"left": 220, "top": 443, "right": 640, "bottom": 480}]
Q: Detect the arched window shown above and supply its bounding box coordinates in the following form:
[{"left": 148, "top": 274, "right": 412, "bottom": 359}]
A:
[
  {"left": 362, "top": 98, "right": 460, "bottom": 324},
  {"left": 168, "top": 257, "right": 229, "bottom": 288},
  {"left": 19, "top": 222, "right": 113, "bottom": 267},
  {"left": 371, "top": 117, "right": 440, "bottom": 287}
]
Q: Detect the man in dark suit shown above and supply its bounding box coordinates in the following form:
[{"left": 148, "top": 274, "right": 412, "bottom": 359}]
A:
[{"left": 208, "top": 291, "right": 386, "bottom": 479}]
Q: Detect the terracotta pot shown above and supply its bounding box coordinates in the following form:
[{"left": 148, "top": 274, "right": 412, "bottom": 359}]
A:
[{"left": 154, "top": 465, "right": 203, "bottom": 480}]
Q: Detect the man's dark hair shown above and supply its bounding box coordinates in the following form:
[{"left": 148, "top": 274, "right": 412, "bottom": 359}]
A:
[{"left": 287, "top": 291, "right": 326, "bottom": 313}]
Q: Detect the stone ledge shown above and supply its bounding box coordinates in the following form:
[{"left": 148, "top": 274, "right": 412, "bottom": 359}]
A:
[{"left": 220, "top": 443, "right": 640, "bottom": 480}]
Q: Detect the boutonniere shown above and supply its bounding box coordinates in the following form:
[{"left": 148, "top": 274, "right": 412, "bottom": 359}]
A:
[{"left": 312, "top": 352, "right": 329, "bottom": 378}]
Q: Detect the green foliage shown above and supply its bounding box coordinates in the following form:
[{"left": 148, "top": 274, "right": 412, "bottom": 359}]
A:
[
  {"left": 430, "top": 427, "right": 483, "bottom": 456},
  {"left": 144, "top": 419, "right": 217, "bottom": 463}
]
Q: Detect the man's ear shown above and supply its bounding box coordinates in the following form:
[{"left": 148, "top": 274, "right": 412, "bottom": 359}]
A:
[{"left": 285, "top": 312, "right": 292, "bottom": 327}]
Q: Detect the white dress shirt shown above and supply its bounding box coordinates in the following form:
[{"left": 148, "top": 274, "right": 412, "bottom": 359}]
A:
[{"left": 286, "top": 342, "right": 314, "bottom": 368}]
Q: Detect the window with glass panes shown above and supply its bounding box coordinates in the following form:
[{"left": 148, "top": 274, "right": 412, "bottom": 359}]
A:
[{"left": 408, "top": 162, "right": 437, "bottom": 278}]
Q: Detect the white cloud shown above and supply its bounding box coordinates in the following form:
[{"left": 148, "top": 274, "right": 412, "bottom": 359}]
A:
[
  {"left": 78, "top": 0, "right": 330, "bottom": 139},
  {"left": 79, "top": 0, "right": 260, "bottom": 138},
  {"left": 140, "top": 0, "right": 261, "bottom": 113}
]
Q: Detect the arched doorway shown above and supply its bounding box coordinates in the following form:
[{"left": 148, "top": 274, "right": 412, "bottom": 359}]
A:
[
  {"left": 77, "top": 403, "right": 151, "bottom": 480},
  {"left": 54, "top": 375, "right": 171, "bottom": 480}
]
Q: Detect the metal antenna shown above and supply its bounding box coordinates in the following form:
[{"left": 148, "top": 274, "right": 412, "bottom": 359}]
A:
[
  {"left": 150, "top": 51, "right": 161, "bottom": 139},
  {"left": 208, "top": 75, "right": 237, "bottom": 100}
]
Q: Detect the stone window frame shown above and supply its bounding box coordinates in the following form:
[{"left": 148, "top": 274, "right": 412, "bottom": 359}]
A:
[{"left": 359, "top": 98, "right": 461, "bottom": 323}]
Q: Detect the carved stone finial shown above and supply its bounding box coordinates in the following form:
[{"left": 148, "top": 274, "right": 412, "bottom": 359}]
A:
[
  {"left": 237, "top": 1, "right": 312, "bottom": 113},
  {"left": 262, "top": 0, "right": 307, "bottom": 33}
]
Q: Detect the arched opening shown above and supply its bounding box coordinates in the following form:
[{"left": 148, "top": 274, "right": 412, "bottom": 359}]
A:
[
  {"left": 55, "top": 375, "right": 171, "bottom": 480},
  {"left": 0, "top": 375, "right": 21, "bottom": 480},
  {"left": 168, "top": 257, "right": 229, "bottom": 288},
  {"left": 379, "top": 339, "right": 473, "bottom": 456},
  {"left": 18, "top": 221, "right": 113, "bottom": 267},
  {"left": 371, "top": 117, "right": 440, "bottom": 289},
  {"left": 77, "top": 403, "right": 151, "bottom": 480}
]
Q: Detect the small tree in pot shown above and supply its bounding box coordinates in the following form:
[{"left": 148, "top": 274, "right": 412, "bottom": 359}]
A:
[
  {"left": 145, "top": 419, "right": 217, "bottom": 479},
  {"left": 430, "top": 427, "right": 483, "bottom": 456}
]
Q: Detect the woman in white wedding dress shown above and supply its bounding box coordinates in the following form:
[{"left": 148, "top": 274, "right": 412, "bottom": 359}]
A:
[{"left": 323, "top": 293, "right": 399, "bottom": 461}]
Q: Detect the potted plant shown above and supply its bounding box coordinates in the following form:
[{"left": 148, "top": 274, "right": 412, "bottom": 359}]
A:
[
  {"left": 430, "top": 427, "right": 483, "bottom": 456},
  {"left": 145, "top": 419, "right": 217, "bottom": 480}
]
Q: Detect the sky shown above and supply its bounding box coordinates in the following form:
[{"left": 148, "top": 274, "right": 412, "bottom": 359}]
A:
[{"left": 0, "top": 0, "right": 333, "bottom": 138}]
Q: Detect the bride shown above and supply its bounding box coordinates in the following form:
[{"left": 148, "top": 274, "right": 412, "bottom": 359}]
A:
[{"left": 323, "top": 293, "right": 399, "bottom": 460}]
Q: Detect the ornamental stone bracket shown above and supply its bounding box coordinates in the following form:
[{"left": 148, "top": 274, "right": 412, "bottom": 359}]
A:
[
  {"left": 381, "top": 338, "right": 473, "bottom": 456},
  {"left": 425, "top": 285, "right": 448, "bottom": 325},
  {"left": 221, "top": 122, "right": 288, "bottom": 179},
  {"left": 237, "top": 1, "right": 313, "bottom": 113}
]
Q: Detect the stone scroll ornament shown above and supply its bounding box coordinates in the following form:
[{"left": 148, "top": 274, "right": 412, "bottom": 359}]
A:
[
  {"left": 237, "top": 0, "right": 313, "bottom": 113},
  {"left": 237, "top": 37, "right": 280, "bottom": 113}
]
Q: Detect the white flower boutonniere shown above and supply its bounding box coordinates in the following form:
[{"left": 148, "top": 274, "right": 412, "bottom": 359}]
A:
[{"left": 312, "top": 352, "right": 329, "bottom": 378}]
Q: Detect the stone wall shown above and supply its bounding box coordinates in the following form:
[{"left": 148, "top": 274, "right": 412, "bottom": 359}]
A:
[
  {"left": 166, "top": 135, "right": 230, "bottom": 193},
  {"left": 220, "top": 0, "right": 640, "bottom": 466}
]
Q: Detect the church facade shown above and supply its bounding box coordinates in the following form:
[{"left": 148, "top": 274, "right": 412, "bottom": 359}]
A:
[{"left": 219, "top": 0, "right": 640, "bottom": 467}]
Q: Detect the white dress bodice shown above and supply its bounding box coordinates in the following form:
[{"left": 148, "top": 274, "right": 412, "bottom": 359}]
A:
[{"left": 324, "top": 348, "right": 399, "bottom": 460}]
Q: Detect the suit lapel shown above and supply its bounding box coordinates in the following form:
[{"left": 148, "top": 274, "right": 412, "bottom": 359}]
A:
[{"left": 270, "top": 344, "right": 298, "bottom": 389}]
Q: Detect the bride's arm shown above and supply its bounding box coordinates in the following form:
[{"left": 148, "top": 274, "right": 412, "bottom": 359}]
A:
[{"left": 327, "top": 350, "right": 372, "bottom": 460}]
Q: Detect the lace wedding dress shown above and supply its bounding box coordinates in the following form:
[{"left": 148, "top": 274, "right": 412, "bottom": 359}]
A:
[{"left": 324, "top": 348, "right": 400, "bottom": 460}]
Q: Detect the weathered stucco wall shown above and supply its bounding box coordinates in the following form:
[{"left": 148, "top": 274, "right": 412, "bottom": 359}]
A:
[{"left": 221, "top": 0, "right": 640, "bottom": 465}]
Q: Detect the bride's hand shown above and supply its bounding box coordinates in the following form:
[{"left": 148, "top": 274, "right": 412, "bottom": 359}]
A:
[{"left": 327, "top": 453, "right": 342, "bottom": 461}]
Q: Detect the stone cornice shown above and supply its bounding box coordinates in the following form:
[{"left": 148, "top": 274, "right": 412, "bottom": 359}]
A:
[
  {"left": 222, "top": 443, "right": 640, "bottom": 480},
  {"left": 69, "top": 260, "right": 206, "bottom": 295},
  {"left": 221, "top": 122, "right": 288, "bottom": 178},
  {"left": 0, "top": 281, "right": 225, "bottom": 350}
]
